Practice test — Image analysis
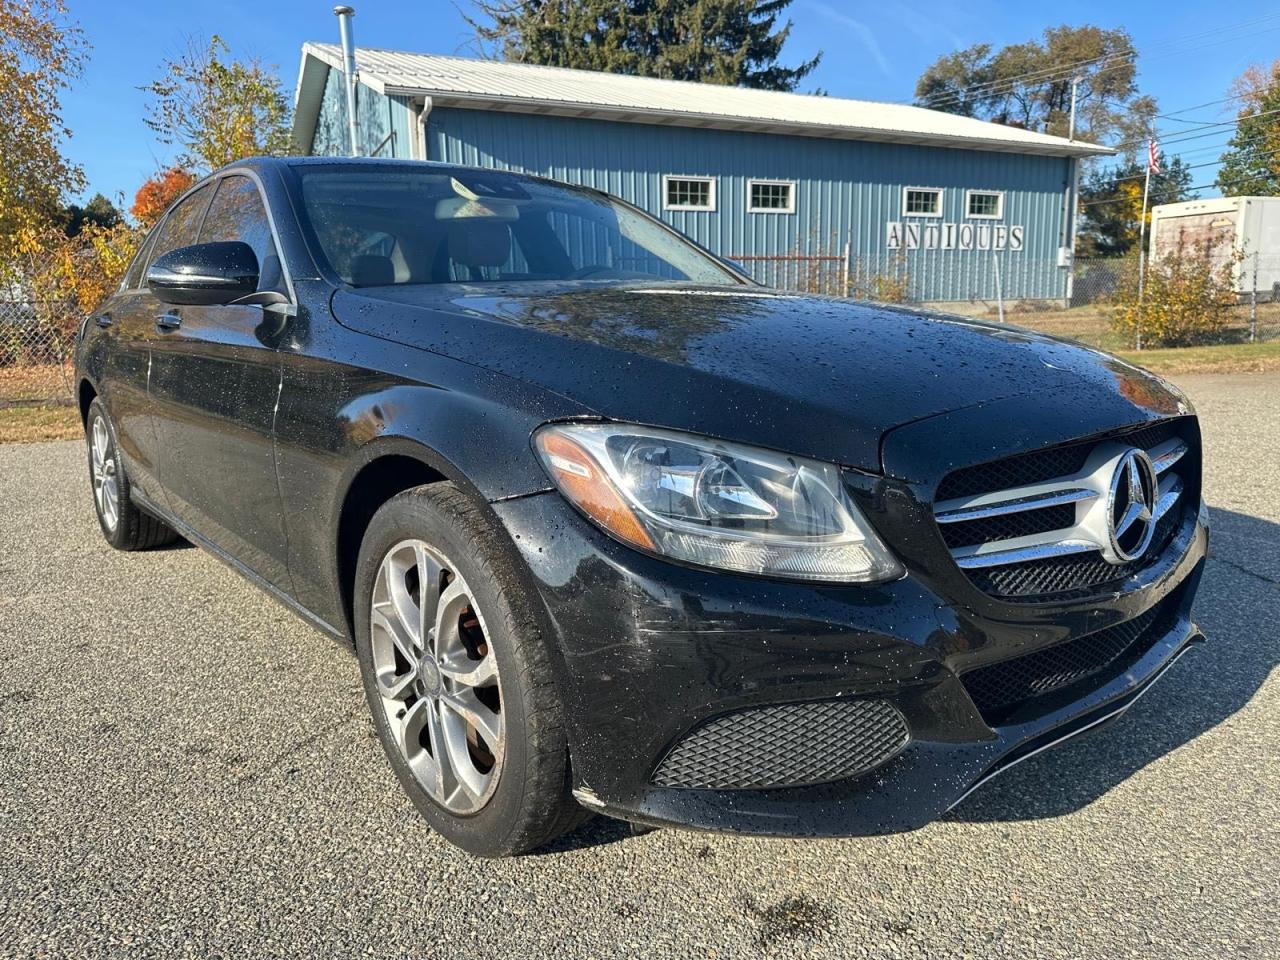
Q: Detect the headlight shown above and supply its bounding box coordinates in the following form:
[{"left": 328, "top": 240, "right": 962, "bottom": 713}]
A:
[{"left": 533, "top": 423, "right": 903, "bottom": 583}]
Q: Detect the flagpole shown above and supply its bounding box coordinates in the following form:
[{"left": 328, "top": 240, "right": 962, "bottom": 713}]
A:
[{"left": 1136, "top": 142, "right": 1154, "bottom": 350}]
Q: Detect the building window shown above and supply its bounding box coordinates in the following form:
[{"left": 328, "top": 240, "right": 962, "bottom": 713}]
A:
[
  {"left": 747, "top": 179, "right": 795, "bottom": 213},
  {"left": 966, "top": 190, "right": 1004, "bottom": 219},
  {"left": 663, "top": 176, "right": 716, "bottom": 211},
  {"left": 902, "top": 187, "right": 942, "bottom": 217}
]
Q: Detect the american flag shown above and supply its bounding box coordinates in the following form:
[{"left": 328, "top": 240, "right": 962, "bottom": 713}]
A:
[{"left": 1148, "top": 139, "right": 1161, "bottom": 175}]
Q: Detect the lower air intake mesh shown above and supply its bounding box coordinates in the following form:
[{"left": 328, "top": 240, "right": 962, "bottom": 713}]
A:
[
  {"left": 960, "top": 601, "right": 1174, "bottom": 725},
  {"left": 652, "top": 698, "right": 909, "bottom": 790}
]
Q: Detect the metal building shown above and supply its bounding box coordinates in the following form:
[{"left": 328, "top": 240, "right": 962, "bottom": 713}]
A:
[{"left": 291, "top": 43, "right": 1111, "bottom": 303}]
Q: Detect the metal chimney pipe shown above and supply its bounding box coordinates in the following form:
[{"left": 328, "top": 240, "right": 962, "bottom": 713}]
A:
[{"left": 334, "top": 5, "right": 360, "bottom": 156}]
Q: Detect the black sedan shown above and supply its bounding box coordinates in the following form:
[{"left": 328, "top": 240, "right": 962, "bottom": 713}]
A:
[{"left": 75, "top": 157, "right": 1208, "bottom": 857}]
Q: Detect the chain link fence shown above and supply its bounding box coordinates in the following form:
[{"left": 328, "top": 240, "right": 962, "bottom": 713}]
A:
[
  {"left": 1072, "top": 253, "right": 1280, "bottom": 344},
  {"left": 734, "top": 249, "right": 1067, "bottom": 308},
  {"left": 4, "top": 247, "right": 1277, "bottom": 410},
  {"left": 728, "top": 254, "right": 849, "bottom": 297},
  {"left": 730, "top": 251, "right": 922, "bottom": 302},
  {"left": 1, "top": 272, "right": 79, "bottom": 407}
]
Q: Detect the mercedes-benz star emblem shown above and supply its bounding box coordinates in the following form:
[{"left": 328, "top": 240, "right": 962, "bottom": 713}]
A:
[{"left": 1108, "top": 448, "right": 1158, "bottom": 563}]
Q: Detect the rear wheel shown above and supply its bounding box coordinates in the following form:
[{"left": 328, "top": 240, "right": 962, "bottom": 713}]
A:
[
  {"left": 354, "top": 483, "right": 586, "bottom": 856},
  {"left": 85, "top": 398, "right": 178, "bottom": 551}
]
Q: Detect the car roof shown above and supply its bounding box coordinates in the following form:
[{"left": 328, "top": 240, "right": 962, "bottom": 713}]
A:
[
  {"left": 216, "top": 155, "right": 612, "bottom": 203},
  {"left": 220, "top": 155, "right": 526, "bottom": 176}
]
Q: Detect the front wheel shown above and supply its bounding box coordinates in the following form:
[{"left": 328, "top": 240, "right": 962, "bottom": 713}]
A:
[{"left": 353, "top": 483, "right": 587, "bottom": 856}]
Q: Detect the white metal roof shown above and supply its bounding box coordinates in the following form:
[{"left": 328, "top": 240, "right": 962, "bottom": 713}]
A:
[{"left": 294, "top": 43, "right": 1113, "bottom": 159}]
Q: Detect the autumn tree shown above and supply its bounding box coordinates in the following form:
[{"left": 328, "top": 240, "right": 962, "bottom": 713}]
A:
[
  {"left": 466, "top": 0, "right": 820, "bottom": 91},
  {"left": 1217, "top": 58, "right": 1280, "bottom": 197},
  {"left": 915, "top": 25, "right": 1156, "bottom": 154},
  {"left": 32, "top": 222, "right": 139, "bottom": 337},
  {"left": 141, "top": 35, "right": 291, "bottom": 173},
  {"left": 131, "top": 167, "right": 197, "bottom": 227},
  {"left": 1077, "top": 153, "right": 1195, "bottom": 256},
  {"left": 0, "top": 0, "right": 86, "bottom": 275}
]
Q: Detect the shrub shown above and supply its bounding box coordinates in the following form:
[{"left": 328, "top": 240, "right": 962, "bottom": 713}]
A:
[
  {"left": 1109, "top": 246, "right": 1241, "bottom": 347},
  {"left": 850, "top": 255, "right": 912, "bottom": 303}
]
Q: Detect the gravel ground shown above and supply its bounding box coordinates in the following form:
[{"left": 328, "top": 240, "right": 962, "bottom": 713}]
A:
[{"left": 1, "top": 373, "right": 1277, "bottom": 959}]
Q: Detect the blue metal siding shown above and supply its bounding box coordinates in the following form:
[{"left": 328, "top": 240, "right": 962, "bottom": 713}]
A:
[
  {"left": 426, "top": 108, "right": 1071, "bottom": 301},
  {"left": 309, "top": 67, "right": 413, "bottom": 159}
]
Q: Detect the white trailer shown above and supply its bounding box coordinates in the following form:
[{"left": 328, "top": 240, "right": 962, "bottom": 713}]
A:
[{"left": 1150, "top": 196, "right": 1280, "bottom": 300}]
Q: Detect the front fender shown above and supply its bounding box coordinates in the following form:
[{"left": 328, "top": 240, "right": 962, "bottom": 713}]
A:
[{"left": 274, "top": 310, "right": 594, "bottom": 632}]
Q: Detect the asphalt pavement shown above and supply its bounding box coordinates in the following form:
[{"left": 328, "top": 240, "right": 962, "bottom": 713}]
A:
[{"left": 1, "top": 373, "right": 1277, "bottom": 959}]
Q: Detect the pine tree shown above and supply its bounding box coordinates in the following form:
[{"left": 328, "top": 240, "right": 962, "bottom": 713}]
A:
[
  {"left": 466, "top": 0, "right": 820, "bottom": 91},
  {"left": 60, "top": 193, "right": 122, "bottom": 238}
]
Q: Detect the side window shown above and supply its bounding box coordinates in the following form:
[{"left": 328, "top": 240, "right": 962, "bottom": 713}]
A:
[
  {"left": 199, "top": 176, "right": 285, "bottom": 293},
  {"left": 147, "top": 184, "right": 212, "bottom": 268},
  {"left": 121, "top": 225, "right": 160, "bottom": 290}
]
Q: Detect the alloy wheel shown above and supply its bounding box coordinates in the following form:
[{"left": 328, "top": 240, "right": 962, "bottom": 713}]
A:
[
  {"left": 370, "top": 539, "right": 504, "bottom": 815},
  {"left": 91, "top": 416, "right": 119, "bottom": 531}
]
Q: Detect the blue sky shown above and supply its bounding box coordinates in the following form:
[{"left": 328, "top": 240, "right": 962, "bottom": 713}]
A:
[{"left": 62, "top": 0, "right": 1280, "bottom": 204}]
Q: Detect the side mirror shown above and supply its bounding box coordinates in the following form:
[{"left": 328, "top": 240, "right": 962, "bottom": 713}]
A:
[{"left": 147, "top": 241, "right": 259, "bottom": 306}]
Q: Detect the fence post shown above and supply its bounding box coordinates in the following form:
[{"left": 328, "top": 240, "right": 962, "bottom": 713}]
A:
[
  {"left": 1250, "top": 252, "right": 1259, "bottom": 343},
  {"left": 992, "top": 249, "right": 1005, "bottom": 324},
  {"left": 841, "top": 241, "right": 851, "bottom": 298}
]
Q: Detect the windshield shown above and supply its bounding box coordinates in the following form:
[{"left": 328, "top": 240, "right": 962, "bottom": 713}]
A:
[{"left": 295, "top": 166, "right": 742, "bottom": 288}]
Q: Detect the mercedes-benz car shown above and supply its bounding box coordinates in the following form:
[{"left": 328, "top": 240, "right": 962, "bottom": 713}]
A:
[{"left": 74, "top": 157, "right": 1207, "bottom": 857}]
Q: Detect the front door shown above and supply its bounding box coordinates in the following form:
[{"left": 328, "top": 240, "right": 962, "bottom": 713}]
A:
[
  {"left": 97, "top": 185, "right": 212, "bottom": 504},
  {"left": 147, "top": 174, "right": 294, "bottom": 590}
]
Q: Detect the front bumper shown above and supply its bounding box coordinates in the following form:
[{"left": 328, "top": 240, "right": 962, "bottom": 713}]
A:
[{"left": 492, "top": 489, "right": 1208, "bottom": 838}]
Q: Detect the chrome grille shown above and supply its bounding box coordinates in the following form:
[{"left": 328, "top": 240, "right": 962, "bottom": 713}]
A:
[
  {"left": 933, "top": 421, "right": 1194, "bottom": 600},
  {"left": 939, "top": 502, "right": 1076, "bottom": 549}
]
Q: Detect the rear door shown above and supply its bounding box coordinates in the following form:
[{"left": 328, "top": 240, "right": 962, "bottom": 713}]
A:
[
  {"left": 98, "top": 184, "right": 212, "bottom": 504},
  {"left": 147, "top": 174, "right": 294, "bottom": 589}
]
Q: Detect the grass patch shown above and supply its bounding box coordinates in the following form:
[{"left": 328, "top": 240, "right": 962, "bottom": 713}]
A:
[
  {"left": 1114, "top": 341, "right": 1280, "bottom": 375},
  {"left": 0, "top": 404, "right": 83, "bottom": 443},
  {"left": 955, "top": 301, "right": 1280, "bottom": 374},
  {"left": 0, "top": 363, "right": 73, "bottom": 404},
  {"left": 964, "top": 301, "right": 1280, "bottom": 355}
]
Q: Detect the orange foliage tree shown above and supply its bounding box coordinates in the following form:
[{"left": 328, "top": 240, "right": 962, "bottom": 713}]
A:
[{"left": 131, "top": 167, "right": 196, "bottom": 227}]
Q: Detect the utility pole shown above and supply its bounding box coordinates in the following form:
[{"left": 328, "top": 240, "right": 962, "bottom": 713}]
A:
[
  {"left": 1061, "top": 77, "right": 1082, "bottom": 308},
  {"left": 1067, "top": 75, "right": 1081, "bottom": 141},
  {"left": 1135, "top": 137, "right": 1159, "bottom": 350}
]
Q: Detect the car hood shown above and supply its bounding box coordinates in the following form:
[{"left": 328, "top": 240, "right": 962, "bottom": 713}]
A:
[{"left": 331, "top": 282, "right": 1187, "bottom": 473}]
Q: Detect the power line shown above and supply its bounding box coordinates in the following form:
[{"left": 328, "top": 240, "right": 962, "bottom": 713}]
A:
[
  {"left": 1078, "top": 170, "right": 1280, "bottom": 208},
  {"left": 940, "top": 19, "right": 1280, "bottom": 112},
  {"left": 914, "top": 14, "right": 1280, "bottom": 112},
  {"left": 1108, "top": 106, "right": 1280, "bottom": 153},
  {"left": 1156, "top": 91, "right": 1252, "bottom": 123},
  {"left": 1171, "top": 130, "right": 1273, "bottom": 160},
  {"left": 1098, "top": 145, "right": 1280, "bottom": 186}
]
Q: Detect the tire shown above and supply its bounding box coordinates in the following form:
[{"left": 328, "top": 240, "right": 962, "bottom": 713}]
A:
[
  {"left": 85, "top": 398, "right": 179, "bottom": 551},
  {"left": 353, "top": 482, "right": 587, "bottom": 857}
]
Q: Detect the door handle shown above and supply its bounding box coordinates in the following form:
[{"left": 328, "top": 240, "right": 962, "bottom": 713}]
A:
[
  {"left": 94, "top": 313, "right": 113, "bottom": 328},
  {"left": 155, "top": 313, "right": 182, "bottom": 332}
]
